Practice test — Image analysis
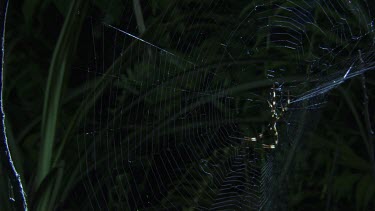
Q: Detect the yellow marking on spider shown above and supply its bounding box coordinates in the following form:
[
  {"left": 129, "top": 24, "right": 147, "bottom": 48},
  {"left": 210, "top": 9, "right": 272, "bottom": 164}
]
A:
[{"left": 244, "top": 85, "right": 291, "bottom": 150}]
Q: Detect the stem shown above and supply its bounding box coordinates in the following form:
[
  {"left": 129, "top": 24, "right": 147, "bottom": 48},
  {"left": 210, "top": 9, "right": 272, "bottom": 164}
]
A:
[
  {"left": 132, "top": 0, "right": 146, "bottom": 34},
  {"left": 0, "top": 0, "right": 28, "bottom": 210},
  {"left": 358, "top": 50, "right": 375, "bottom": 178},
  {"left": 360, "top": 74, "right": 375, "bottom": 178}
]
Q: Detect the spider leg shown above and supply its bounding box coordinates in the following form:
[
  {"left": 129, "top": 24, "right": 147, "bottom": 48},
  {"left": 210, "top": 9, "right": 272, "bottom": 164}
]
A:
[{"left": 273, "top": 121, "right": 278, "bottom": 145}]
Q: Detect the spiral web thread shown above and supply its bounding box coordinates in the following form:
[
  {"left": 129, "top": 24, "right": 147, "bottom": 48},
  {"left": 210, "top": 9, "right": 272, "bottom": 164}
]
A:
[{"left": 73, "top": 0, "right": 375, "bottom": 210}]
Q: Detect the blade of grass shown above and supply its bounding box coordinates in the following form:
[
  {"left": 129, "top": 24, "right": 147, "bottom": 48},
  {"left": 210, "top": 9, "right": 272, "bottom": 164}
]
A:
[
  {"left": 36, "top": 0, "right": 87, "bottom": 188},
  {"left": 35, "top": 0, "right": 88, "bottom": 210},
  {"left": 133, "top": 0, "right": 146, "bottom": 34}
]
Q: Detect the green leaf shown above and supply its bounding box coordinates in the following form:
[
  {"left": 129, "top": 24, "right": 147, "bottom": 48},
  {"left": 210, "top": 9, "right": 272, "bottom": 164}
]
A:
[
  {"left": 52, "top": 0, "right": 72, "bottom": 16},
  {"left": 356, "top": 174, "right": 373, "bottom": 211},
  {"left": 363, "top": 180, "right": 375, "bottom": 211},
  {"left": 333, "top": 173, "right": 360, "bottom": 200},
  {"left": 22, "top": 0, "right": 44, "bottom": 26},
  {"left": 338, "top": 144, "right": 370, "bottom": 171},
  {"left": 34, "top": 0, "right": 88, "bottom": 210}
]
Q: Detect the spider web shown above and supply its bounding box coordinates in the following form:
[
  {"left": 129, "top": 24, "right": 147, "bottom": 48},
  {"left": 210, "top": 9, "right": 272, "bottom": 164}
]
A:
[{"left": 71, "top": 0, "right": 374, "bottom": 210}]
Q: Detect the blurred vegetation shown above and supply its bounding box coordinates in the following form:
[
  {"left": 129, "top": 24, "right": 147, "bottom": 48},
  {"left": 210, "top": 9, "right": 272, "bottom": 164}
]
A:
[{"left": 1, "top": 0, "right": 374, "bottom": 210}]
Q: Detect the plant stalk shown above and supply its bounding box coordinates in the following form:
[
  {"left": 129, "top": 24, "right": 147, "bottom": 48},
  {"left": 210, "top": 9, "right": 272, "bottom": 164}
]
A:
[{"left": 0, "top": 0, "right": 28, "bottom": 210}]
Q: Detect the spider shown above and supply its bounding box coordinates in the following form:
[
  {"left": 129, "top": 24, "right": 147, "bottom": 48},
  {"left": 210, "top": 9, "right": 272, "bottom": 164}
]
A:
[{"left": 244, "top": 83, "right": 290, "bottom": 149}]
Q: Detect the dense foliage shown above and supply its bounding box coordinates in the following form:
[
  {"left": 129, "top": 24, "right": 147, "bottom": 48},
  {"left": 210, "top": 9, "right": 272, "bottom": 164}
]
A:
[{"left": 1, "top": 0, "right": 374, "bottom": 210}]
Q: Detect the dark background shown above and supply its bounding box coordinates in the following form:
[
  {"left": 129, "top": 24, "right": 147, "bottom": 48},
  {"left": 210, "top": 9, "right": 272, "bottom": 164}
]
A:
[{"left": 1, "top": 0, "right": 374, "bottom": 210}]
